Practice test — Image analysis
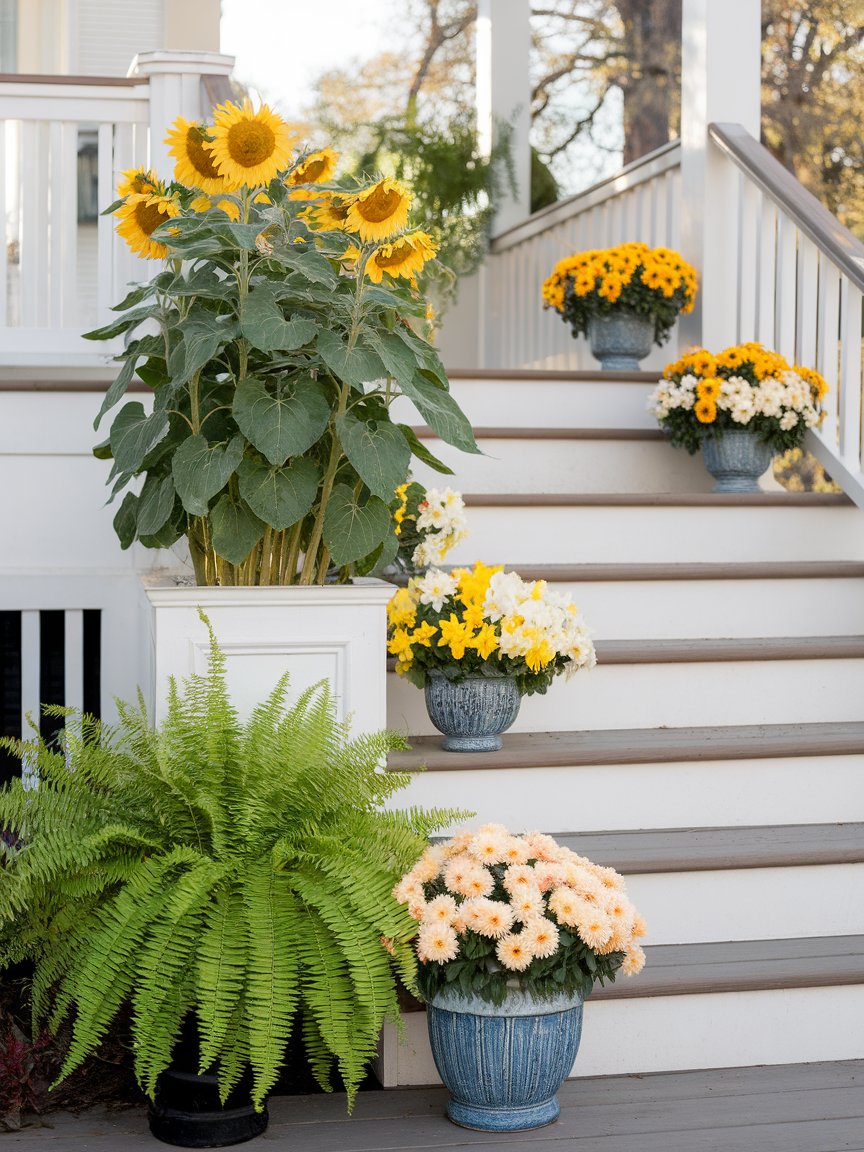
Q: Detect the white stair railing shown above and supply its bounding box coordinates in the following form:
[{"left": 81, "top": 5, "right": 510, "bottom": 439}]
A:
[
  {"left": 0, "top": 75, "right": 151, "bottom": 366},
  {"left": 485, "top": 141, "right": 681, "bottom": 371},
  {"left": 709, "top": 122, "right": 864, "bottom": 508}
]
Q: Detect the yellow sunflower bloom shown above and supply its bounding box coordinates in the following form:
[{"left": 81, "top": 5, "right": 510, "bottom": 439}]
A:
[
  {"left": 345, "top": 178, "right": 411, "bottom": 242},
  {"left": 365, "top": 230, "right": 437, "bottom": 284},
  {"left": 166, "top": 117, "right": 234, "bottom": 194},
  {"left": 304, "top": 193, "right": 353, "bottom": 232},
  {"left": 116, "top": 168, "right": 163, "bottom": 199},
  {"left": 286, "top": 148, "right": 339, "bottom": 189},
  {"left": 205, "top": 100, "right": 297, "bottom": 189},
  {"left": 114, "top": 192, "right": 181, "bottom": 260},
  {"left": 190, "top": 194, "right": 240, "bottom": 222}
]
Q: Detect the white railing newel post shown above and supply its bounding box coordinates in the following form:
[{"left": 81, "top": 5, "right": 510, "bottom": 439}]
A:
[{"left": 679, "top": 0, "right": 761, "bottom": 351}]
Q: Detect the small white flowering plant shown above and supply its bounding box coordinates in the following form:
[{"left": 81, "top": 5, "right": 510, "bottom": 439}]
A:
[
  {"left": 389, "top": 481, "right": 468, "bottom": 574},
  {"left": 649, "top": 342, "right": 828, "bottom": 454},
  {"left": 393, "top": 825, "right": 646, "bottom": 1005},
  {"left": 386, "top": 562, "right": 596, "bottom": 695}
]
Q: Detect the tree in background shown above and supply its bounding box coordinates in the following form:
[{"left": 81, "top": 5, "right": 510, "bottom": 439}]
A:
[{"left": 762, "top": 2, "right": 864, "bottom": 236}]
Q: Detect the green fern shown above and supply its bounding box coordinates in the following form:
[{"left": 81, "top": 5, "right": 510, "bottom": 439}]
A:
[{"left": 0, "top": 615, "right": 467, "bottom": 1110}]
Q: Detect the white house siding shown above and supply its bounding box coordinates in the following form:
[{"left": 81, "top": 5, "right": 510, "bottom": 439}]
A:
[{"left": 75, "top": 0, "right": 162, "bottom": 76}]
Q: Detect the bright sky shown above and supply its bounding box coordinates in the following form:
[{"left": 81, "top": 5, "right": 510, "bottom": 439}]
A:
[{"left": 220, "top": 0, "right": 391, "bottom": 118}]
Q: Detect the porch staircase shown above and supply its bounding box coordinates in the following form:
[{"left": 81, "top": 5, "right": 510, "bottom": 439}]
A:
[{"left": 382, "top": 368, "right": 864, "bottom": 1086}]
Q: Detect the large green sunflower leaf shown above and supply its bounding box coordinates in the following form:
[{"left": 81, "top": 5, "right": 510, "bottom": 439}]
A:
[
  {"left": 335, "top": 411, "right": 411, "bottom": 501},
  {"left": 109, "top": 402, "right": 170, "bottom": 475},
  {"left": 136, "top": 474, "right": 177, "bottom": 536},
  {"left": 240, "top": 283, "right": 316, "bottom": 353},
  {"left": 316, "top": 329, "right": 386, "bottom": 389},
  {"left": 399, "top": 370, "right": 480, "bottom": 455},
  {"left": 232, "top": 375, "right": 330, "bottom": 464},
  {"left": 237, "top": 457, "right": 320, "bottom": 530},
  {"left": 322, "top": 484, "right": 391, "bottom": 566},
  {"left": 210, "top": 494, "right": 265, "bottom": 564},
  {"left": 171, "top": 434, "right": 245, "bottom": 516}
]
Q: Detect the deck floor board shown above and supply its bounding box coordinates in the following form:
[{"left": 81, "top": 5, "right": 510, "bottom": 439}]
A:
[{"left": 7, "top": 1061, "right": 863, "bottom": 1151}]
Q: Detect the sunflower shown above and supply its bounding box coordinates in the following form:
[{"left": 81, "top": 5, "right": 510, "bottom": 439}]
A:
[
  {"left": 114, "top": 193, "right": 181, "bottom": 260},
  {"left": 116, "top": 168, "right": 163, "bottom": 199},
  {"left": 286, "top": 148, "right": 339, "bottom": 187},
  {"left": 345, "top": 178, "right": 411, "bottom": 242},
  {"left": 205, "top": 100, "right": 296, "bottom": 189},
  {"left": 190, "top": 194, "right": 240, "bottom": 222},
  {"left": 304, "top": 193, "right": 353, "bottom": 232},
  {"left": 166, "top": 117, "right": 233, "bottom": 194},
  {"left": 694, "top": 397, "right": 718, "bottom": 424},
  {"left": 365, "top": 230, "right": 437, "bottom": 284}
]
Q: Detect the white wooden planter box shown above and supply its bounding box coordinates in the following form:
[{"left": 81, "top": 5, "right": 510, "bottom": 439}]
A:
[{"left": 138, "top": 577, "right": 393, "bottom": 735}]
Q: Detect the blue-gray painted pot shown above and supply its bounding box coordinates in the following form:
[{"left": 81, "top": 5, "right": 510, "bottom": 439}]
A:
[
  {"left": 427, "top": 985, "right": 584, "bottom": 1131},
  {"left": 424, "top": 674, "right": 520, "bottom": 752},
  {"left": 587, "top": 309, "right": 654, "bottom": 370},
  {"left": 701, "top": 430, "right": 774, "bottom": 492}
]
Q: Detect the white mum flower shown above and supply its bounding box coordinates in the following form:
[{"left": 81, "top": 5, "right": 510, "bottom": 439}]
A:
[
  {"left": 415, "top": 568, "right": 459, "bottom": 611},
  {"left": 779, "top": 410, "right": 799, "bottom": 431}
]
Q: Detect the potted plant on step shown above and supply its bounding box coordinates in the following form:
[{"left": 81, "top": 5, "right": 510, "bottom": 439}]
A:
[
  {"left": 0, "top": 617, "right": 464, "bottom": 1147},
  {"left": 648, "top": 343, "right": 829, "bottom": 491},
  {"left": 387, "top": 562, "right": 596, "bottom": 751},
  {"left": 84, "top": 98, "right": 478, "bottom": 729},
  {"left": 542, "top": 242, "right": 698, "bottom": 370},
  {"left": 394, "top": 825, "right": 646, "bottom": 1131},
  {"left": 384, "top": 482, "right": 468, "bottom": 581}
]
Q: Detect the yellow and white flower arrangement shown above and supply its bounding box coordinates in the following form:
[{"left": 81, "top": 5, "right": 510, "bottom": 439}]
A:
[
  {"left": 542, "top": 241, "right": 698, "bottom": 345},
  {"left": 394, "top": 825, "right": 646, "bottom": 1005},
  {"left": 649, "top": 342, "right": 829, "bottom": 454},
  {"left": 389, "top": 481, "right": 468, "bottom": 574},
  {"left": 387, "top": 562, "right": 596, "bottom": 695},
  {"left": 85, "top": 100, "right": 479, "bottom": 586}
]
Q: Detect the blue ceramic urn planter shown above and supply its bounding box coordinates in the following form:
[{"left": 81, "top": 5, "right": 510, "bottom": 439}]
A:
[
  {"left": 424, "top": 674, "right": 521, "bottom": 752},
  {"left": 426, "top": 985, "right": 584, "bottom": 1131}
]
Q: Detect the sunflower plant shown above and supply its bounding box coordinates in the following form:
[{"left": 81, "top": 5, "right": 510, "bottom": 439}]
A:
[
  {"left": 394, "top": 826, "right": 646, "bottom": 1006},
  {"left": 649, "top": 343, "right": 829, "bottom": 454},
  {"left": 542, "top": 242, "right": 698, "bottom": 345},
  {"left": 86, "top": 100, "right": 477, "bottom": 586},
  {"left": 387, "top": 562, "right": 596, "bottom": 696}
]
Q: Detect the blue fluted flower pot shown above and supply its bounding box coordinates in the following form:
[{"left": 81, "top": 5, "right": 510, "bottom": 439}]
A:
[
  {"left": 701, "top": 430, "right": 774, "bottom": 492},
  {"left": 427, "top": 985, "right": 584, "bottom": 1131},
  {"left": 424, "top": 674, "right": 521, "bottom": 752},
  {"left": 587, "top": 309, "right": 654, "bottom": 370}
]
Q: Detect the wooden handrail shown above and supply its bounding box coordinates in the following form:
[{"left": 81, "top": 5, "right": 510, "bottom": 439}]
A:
[
  {"left": 709, "top": 122, "right": 864, "bottom": 292},
  {"left": 0, "top": 72, "right": 146, "bottom": 86}
]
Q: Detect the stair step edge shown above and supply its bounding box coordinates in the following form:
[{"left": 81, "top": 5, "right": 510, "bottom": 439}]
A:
[{"left": 387, "top": 723, "right": 864, "bottom": 771}]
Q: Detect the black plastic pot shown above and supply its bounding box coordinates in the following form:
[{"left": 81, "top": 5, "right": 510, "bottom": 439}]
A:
[{"left": 148, "top": 1018, "right": 268, "bottom": 1148}]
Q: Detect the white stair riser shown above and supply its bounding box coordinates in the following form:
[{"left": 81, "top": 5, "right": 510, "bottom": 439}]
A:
[
  {"left": 447, "top": 505, "right": 864, "bottom": 564},
  {"left": 572, "top": 577, "right": 864, "bottom": 640},
  {"left": 391, "top": 379, "right": 656, "bottom": 431},
  {"left": 390, "top": 755, "right": 864, "bottom": 831},
  {"left": 383, "top": 985, "right": 864, "bottom": 1085},
  {"left": 410, "top": 437, "right": 716, "bottom": 494},
  {"left": 625, "top": 864, "right": 864, "bottom": 945},
  {"left": 388, "top": 659, "right": 864, "bottom": 733}
]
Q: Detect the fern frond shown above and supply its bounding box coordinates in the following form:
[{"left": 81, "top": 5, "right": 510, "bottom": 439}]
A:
[
  {"left": 196, "top": 888, "right": 248, "bottom": 1071},
  {"left": 301, "top": 1012, "right": 334, "bottom": 1093}
]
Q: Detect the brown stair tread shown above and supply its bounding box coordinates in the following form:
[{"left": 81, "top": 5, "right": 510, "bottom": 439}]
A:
[
  {"left": 462, "top": 491, "right": 853, "bottom": 507},
  {"left": 446, "top": 367, "right": 660, "bottom": 382},
  {"left": 414, "top": 425, "right": 667, "bottom": 440},
  {"left": 594, "top": 935, "right": 864, "bottom": 1000},
  {"left": 594, "top": 636, "right": 864, "bottom": 662},
  {"left": 468, "top": 560, "right": 864, "bottom": 581},
  {"left": 551, "top": 823, "right": 864, "bottom": 874},
  {"left": 387, "top": 722, "right": 864, "bottom": 771}
]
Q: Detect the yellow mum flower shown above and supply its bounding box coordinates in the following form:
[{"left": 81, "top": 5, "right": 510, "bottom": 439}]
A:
[
  {"left": 410, "top": 621, "right": 438, "bottom": 648},
  {"left": 387, "top": 587, "right": 417, "bottom": 629},
  {"left": 470, "top": 624, "right": 499, "bottom": 661},
  {"left": 696, "top": 377, "right": 721, "bottom": 401},
  {"left": 365, "top": 230, "right": 437, "bottom": 284},
  {"left": 114, "top": 192, "right": 180, "bottom": 260},
  {"left": 116, "top": 168, "right": 163, "bottom": 199},
  {"left": 387, "top": 628, "right": 414, "bottom": 658},
  {"left": 345, "top": 178, "right": 411, "bottom": 242},
  {"left": 437, "top": 614, "right": 475, "bottom": 661},
  {"left": 166, "top": 117, "right": 234, "bottom": 194},
  {"left": 205, "top": 99, "right": 297, "bottom": 188}
]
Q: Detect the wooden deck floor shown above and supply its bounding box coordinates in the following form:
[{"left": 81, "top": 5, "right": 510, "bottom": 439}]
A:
[{"left": 6, "top": 1061, "right": 864, "bottom": 1151}]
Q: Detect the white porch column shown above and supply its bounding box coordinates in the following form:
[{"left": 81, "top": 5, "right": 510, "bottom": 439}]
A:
[
  {"left": 476, "top": 0, "right": 532, "bottom": 235},
  {"left": 127, "top": 50, "right": 235, "bottom": 181},
  {"left": 679, "top": 0, "right": 761, "bottom": 350}
]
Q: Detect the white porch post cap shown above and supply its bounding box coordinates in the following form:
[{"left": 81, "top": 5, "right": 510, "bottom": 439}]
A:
[{"left": 127, "top": 50, "right": 235, "bottom": 79}]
